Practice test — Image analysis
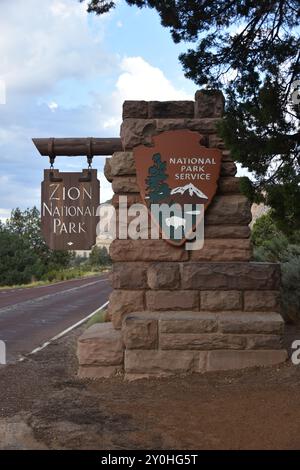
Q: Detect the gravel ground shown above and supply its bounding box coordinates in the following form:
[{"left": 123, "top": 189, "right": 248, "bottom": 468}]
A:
[{"left": 0, "top": 323, "right": 300, "bottom": 450}]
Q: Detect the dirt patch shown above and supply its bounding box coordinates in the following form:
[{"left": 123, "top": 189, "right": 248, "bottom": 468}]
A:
[{"left": 0, "top": 323, "right": 300, "bottom": 449}]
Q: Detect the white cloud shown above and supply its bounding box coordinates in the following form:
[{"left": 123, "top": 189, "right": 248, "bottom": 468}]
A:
[
  {"left": 116, "top": 56, "right": 192, "bottom": 102},
  {"left": 0, "top": 79, "right": 6, "bottom": 105},
  {"left": 103, "top": 116, "right": 121, "bottom": 130},
  {"left": 103, "top": 56, "right": 193, "bottom": 131},
  {"left": 48, "top": 101, "right": 58, "bottom": 112},
  {"left": 50, "top": 0, "right": 84, "bottom": 17},
  {"left": 0, "top": 1, "right": 195, "bottom": 217},
  {"left": 98, "top": 172, "right": 113, "bottom": 203},
  {"left": 0, "top": 208, "right": 11, "bottom": 223},
  {"left": 0, "top": 0, "right": 113, "bottom": 95}
]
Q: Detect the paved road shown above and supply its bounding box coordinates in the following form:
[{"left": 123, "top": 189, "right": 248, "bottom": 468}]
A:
[{"left": 0, "top": 274, "right": 111, "bottom": 363}]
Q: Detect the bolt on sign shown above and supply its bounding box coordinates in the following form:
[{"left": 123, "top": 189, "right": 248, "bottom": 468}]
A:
[
  {"left": 133, "top": 129, "right": 222, "bottom": 246},
  {"left": 41, "top": 169, "right": 100, "bottom": 250}
]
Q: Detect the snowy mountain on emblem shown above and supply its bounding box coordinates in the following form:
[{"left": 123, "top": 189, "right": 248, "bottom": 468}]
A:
[{"left": 170, "top": 183, "right": 208, "bottom": 200}]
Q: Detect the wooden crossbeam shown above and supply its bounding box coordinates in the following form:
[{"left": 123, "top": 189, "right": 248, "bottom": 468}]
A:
[{"left": 33, "top": 137, "right": 123, "bottom": 157}]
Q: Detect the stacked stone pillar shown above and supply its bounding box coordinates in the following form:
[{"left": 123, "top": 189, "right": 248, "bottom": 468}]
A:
[{"left": 77, "top": 91, "right": 287, "bottom": 379}]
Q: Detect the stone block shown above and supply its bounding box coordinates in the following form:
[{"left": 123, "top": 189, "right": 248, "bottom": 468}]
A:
[
  {"left": 123, "top": 100, "right": 148, "bottom": 119},
  {"left": 205, "top": 225, "right": 251, "bottom": 239},
  {"left": 218, "top": 177, "right": 241, "bottom": 194},
  {"left": 194, "top": 90, "right": 225, "bottom": 118},
  {"left": 110, "top": 152, "right": 136, "bottom": 176},
  {"left": 222, "top": 150, "right": 233, "bottom": 161},
  {"left": 109, "top": 239, "right": 188, "bottom": 262},
  {"left": 200, "top": 290, "right": 243, "bottom": 311},
  {"left": 120, "top": 118, "right": 221, "bottom": 149},
  {"left": 221, "top": 161, "right": 237, "bottom": 177},
  {"left": 205, "top": 195, "right": 252, "bottom": 225},
  {"left": 156, "top": 118, "right": 220, "bottom": 134},
  {"left": 160, "top": 333, "right": 247, "bottom": 350},
  {"left": 244, "top": 291, "right": 281, "bottom": 312},
  {"left": 159, "top": 312, "right": 218, "bottom": 333},
  {"left": 104, "top": 158, "right": 113, "bottom": 182},
  {"left": 207, "top": 349, "right": 287, "bottom": 371},
  {"left": 112, "top": 262, "right": 148, "bottom": 289},
  {"left": 146, "top": 290, "right": 199, "bottom": 311},
  {"left": 181, "top": 262, "right": 281, "bottom": 290},
  {"left": 122, "top": 315, "right": 158, "bottom": 349},
  {"left": 77, "top": 323, "right": 124, "bottom": 366},
  {"left": 209, "top": 135, "right": 226, "bottom": 149},
  {"left": 147, "top": 263, "right": 180, "bottom": 289},
  {"left": 148, "top": 101, "right": 194, "bottom": 118},
  {"left": 246, "top": 335, "right": 282, "bottom": 350},
  {"left": 121, "top": 119, "right": 156, "bottom": 148},
  {"left": 125, "top": 349, "right": 200, "bottom": 377},
  {"left": 218, "top": 312, "right": 284, "bottom": 335},
  {"left": 112, "top": 193, "right": 142, "bottom": 208},
  {"left": 112, "top": 176, "right": 139, "bottom": 193},
  {"left": 190, "top": 239, "right": 251, "bottom": 262},
  {"left": 108, "top": 290, "right": 145, "bottom": 329}
]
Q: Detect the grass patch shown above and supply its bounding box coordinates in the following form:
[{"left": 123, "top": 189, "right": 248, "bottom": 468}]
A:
[
  {"left": 0, "top": 280, "right": 52, "bottom": 290},
  {"left": 0, "top": 268, "right": 111, "bottom": 291},
  {"left": 85, "top": 309, "right": 107, "bottom": 328}
]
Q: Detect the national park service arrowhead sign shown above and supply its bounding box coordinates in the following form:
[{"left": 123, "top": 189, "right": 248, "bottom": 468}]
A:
[
  {"left": 41, "top": 169, "right": 100, "bottom": 251},
  {"left": 133, "top": 129, "right": 222, "bottom": 246}
]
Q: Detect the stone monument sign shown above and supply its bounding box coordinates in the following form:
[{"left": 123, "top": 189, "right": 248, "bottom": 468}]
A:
[{"left": 77, "top": 91, "right": 287, "bottom": 379}]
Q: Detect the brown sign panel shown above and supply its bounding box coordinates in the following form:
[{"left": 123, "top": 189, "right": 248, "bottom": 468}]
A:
[
  {"left": 133, "top": 129, "right": 222, "bottom": 245},
  {"left": 41, "top": 169, "right": 100, "bottom": 251}
]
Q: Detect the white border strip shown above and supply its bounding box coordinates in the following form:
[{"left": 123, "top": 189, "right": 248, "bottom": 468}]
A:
[{"left": 18, "top": 301, "right": 109, "bottom": 361}]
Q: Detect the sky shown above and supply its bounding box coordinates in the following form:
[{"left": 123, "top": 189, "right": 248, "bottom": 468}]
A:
[{"left": 0, "top": 0, "right": 203, "bottom": 221}]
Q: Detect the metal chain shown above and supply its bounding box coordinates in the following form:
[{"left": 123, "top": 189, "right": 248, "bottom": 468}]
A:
[
  {"left": 87, "top": 138, "right": 93, "bottom": 169},
  {"left": 48, "top": 138, "right": 56, "bottom": 169}
]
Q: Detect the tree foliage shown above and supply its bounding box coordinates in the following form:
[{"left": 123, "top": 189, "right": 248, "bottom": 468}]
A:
[
  {"left": 251, "top": 212, "right": 281, "bottom": 248},
  {"left": 83, "top": 0, "right": 300, "bottom": 231},
  {"left": 6, "top": 207, "right": 72, "bottom": 269},
  {"left": 0, "top": 208, "right": 72, "bottom": 285},
  {"left": 89, "top": 245, "right": 111, "bottom": 266},
  {"left": 0, "top": 231, "right": 44, "bottom": 285},
  {"left": 252, "top": 212, "right": 300, "bottom": 322}
]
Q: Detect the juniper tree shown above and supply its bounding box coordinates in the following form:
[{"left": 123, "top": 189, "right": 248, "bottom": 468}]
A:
[{"left": 83, "top": 0, "right": 300, "bottom": 233}]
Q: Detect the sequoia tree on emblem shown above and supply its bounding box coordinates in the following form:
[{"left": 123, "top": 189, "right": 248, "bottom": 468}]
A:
[{"left": 133, "top": 129, "right": 222, "bottom": 246}]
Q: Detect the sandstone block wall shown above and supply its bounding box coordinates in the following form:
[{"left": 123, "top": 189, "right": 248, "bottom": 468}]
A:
[{"left": 78, "top": 91, "right": 287, "bottom": 379}]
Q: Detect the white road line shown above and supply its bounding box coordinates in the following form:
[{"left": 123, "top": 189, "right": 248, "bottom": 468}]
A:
[{"left": 18, "top": 301, "right": 109, "bottom": 361}]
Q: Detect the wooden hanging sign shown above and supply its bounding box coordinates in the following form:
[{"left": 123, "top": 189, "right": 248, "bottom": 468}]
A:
[{"left": 41, "top": 169, "right": 100, "bottom": 251}]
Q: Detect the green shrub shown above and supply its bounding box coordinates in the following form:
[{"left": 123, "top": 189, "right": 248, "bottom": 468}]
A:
[
  {"left": 281, "top": 257, "right": 300, "bottom": 322},
  {"left": 252, "top": 214, "right": 300, "bottom": 321},
  {"left": 0, "top": 231, "right": 44, "bottom": 286},
  {"left": 89, "top": 246, "right": 111, "bottom": 267},
  {"left": 251, "top": 213, "right": 281, "bottom": 247},
  {"left": 42, "top": 270, "right": 58, "bottom": 282}
]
